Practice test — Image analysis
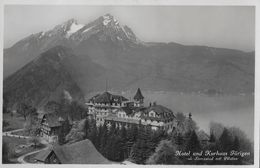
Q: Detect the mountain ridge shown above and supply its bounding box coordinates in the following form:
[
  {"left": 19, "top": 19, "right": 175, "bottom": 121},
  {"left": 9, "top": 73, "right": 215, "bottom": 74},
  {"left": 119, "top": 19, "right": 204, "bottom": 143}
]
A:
[
  {"left": 3, "top": 46, "right": 104, "bottom": 109},
  {"left": 4, "top": 14, "right": 255, "bottom": 103}
]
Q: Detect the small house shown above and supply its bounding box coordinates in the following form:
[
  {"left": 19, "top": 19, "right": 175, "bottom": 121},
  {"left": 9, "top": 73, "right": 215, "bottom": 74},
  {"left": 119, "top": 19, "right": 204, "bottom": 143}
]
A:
[{"left": 34, "top": 139, "right": 113, "bottom": 164}]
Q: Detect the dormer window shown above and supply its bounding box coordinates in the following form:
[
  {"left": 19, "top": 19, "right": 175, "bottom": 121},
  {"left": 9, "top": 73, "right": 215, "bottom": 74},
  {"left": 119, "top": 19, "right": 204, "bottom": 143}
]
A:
[{"left": 149, "top": 111, "right": 155, "bottom": 117}]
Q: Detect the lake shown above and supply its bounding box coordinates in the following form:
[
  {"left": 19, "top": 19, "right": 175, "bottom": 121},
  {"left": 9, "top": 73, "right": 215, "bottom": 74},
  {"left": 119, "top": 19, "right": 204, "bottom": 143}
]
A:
[{"left": 121, "top": 91, "right": 254, "bottom": 140}]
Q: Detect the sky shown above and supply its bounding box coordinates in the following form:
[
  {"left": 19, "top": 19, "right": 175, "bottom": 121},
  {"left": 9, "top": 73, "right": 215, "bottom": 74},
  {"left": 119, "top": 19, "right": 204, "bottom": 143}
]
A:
[{"left": 4, "top": 5, "right": 255, "bottom": 51}]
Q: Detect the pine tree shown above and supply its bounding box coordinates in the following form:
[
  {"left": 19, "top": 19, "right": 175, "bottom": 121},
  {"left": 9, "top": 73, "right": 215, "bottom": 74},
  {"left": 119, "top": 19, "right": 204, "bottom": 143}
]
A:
[
  {"left": 176, "top": 133, "right": 184, "bottom": 146},
  {"left": 209, "top": 132, "right": 216, "bottom": 143},
  {"left": 119, "top": 126, "right": 128, "bottom": 160},
  {"left": 58, "top": 116, "right": 71, "bottom": 145},
  {"left": 84, "top": 118, "right": 89, "bottom": 138},
  {"left": 58, "top": 125, "right": 65, "bottom": 145},
  {"left": 232, "top": 136, "right": 240, "bottom": 150},
  {"left": 99, "top": 123, "right": 108, "bottom": 155},
  {"left": 185, "top": 130, "right": 201, "bottom": 152},
  {"left": 146, "top": 140, "right": 183, "bottom": 164},
  {"left": 64, "top": 117, "right": 71, "bottom": 134},
  {"left": 130, "top": 126, "right": 154, "bottom": 164},
  {"left": 219, "top": 128, "right": 233, "bottom": 151},
  {"left": 88, "top": 120, "right": 98, "bottom": 147},
  {"left": 127, "top": 124, "right": 138, "bottom": 143},
  {"left": 232, "top": 136, "right": 242, "bottom": 165},
  {"left": 125, "top": 124, "right": 138, "bottom": 158}
]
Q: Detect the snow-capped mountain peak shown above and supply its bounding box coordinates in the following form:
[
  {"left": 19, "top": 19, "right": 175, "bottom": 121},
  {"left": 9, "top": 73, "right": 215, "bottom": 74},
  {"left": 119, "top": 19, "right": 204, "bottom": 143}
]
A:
[
  {"left": 69, "top": 13, "right": 141, "bottom": 44},
  {"left": 102, "top": 14, "right": 113, "bottom": 26},
  {"left": 9, "top": 15, "right": 142, "bottom": 54},
  {"left": 66, "top": 22, "right": 84, "bottom": 38}
]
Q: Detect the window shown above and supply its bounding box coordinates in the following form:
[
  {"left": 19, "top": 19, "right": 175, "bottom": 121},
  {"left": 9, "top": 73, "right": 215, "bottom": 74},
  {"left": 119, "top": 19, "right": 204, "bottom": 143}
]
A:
[{"left": 149, "top": 112, "right": 155, "bottom": 117}]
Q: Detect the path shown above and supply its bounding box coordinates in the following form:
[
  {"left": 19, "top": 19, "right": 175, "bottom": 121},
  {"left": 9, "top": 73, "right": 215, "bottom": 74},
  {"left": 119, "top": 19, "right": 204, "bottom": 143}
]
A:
[
  {"left": 3, "top": 129, "right": 30, "bottom": 139},
  {"left": 17, "top": 146, "right": 49, "bottom": 164},
  {"left": 4, "top": 128, "right": 50, "bottom": 164}
]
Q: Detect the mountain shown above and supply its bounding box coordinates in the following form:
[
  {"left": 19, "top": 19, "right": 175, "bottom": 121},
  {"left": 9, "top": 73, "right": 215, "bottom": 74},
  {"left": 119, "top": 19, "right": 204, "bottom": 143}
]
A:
[
  {"left": 4, "top": 14, "right": 140, "bottom": 77},
  {"left": 4, "top": 14, "right": 255, "bottom": 98},
  {"left": 3, "top": 46, "right": 104, "bottom": 109}
]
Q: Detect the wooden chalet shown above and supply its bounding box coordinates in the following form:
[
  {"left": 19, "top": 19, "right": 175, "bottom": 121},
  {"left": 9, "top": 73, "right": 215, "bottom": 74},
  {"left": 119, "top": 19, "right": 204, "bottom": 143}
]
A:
[
  {"left": 34, "top": 139, "right": 113, "bottom": 164},
  {"left": 38, "top": 113, "right": 71, "bottom": 142}
]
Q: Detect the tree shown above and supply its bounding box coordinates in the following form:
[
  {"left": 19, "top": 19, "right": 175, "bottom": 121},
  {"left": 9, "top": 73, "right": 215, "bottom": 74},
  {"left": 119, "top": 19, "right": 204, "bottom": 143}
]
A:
[
  {"left": 174, "top": 132, "right": 185, "bottom": 147},
  {"left": 58, "top": 117, "right": 71, "bottom": 145},
  {"left": 185, "top": 130, "right": 201, "bottom": 152},
  {"left": 17, "top": 103, "right": 32, "bottom": 120},
  {"left": 87, "top": 119, "right": 98, "bottom": 147},
  {"left": 2, "top": 142, "right": 10, "bottom": 163},
  {"left": 65, "top": 119, "right": 85, "bottom": 144},
  {"left": 175, "top": 112, "right": 187, "bottom": 133},
  {"left": 130, "top": 126, "right": 154, "bottom": 164},
  {"left": 209, "top": 132, "right": 216, "bottom": 143},
  {"left": 232, "top": 136, "right": 240, "bottom": 151},
  {"left": 99, "top": 123, "right": 108, "bottom": 155},
  {"left": 219, "top": 128, "right": 233, "bottom": 151},
  {"left": 3, "top": 96, "right": 9, "bottom": 114},
  {"left": 105, "top": 132, "right": 123, "bottom": 161},
  {"left": 183, "top": 117, "right": 198, "bottom": 137},
  {"left": 228, "top": 126, "right": 253, "bottom": 153},
  {"left": 118, "top": 126, "right": 128, "bottom": 160},
  {"left": 175, "top": 112, "right": 198, "bottom": 139},
  {"left": 83, "top": 118, "right": 89, "bottom": 138},
  {"left": 210, "top": 122, "right": 224, "bottom": 140},
  {"left": 127, "top": 124, "right": 138, "bottom": 144},
  {"left": 124, "top": 124, "right": 138, "bottom": 158},
  {"left": 58, "top": 127, "right": 65, "bottom": 145},
  {"left": 24, "top": 109, "right": 40, "bottom": 136},
  {"left": 146, "top": 140, "right": 182, "bottom": 164},
  {"left": 70, "top": 101, "right": 86, "bottom": 120},
  {"left": 231, "top": 136, "right": 242, "bottom": 165}
]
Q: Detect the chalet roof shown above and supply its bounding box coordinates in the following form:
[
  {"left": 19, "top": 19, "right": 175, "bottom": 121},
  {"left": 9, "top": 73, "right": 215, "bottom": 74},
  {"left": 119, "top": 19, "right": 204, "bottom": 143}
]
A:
[
  {"left": 117, "top": 106, "right": 146, "bottom": 117},
  {"left": 88, "top": 94, "right": 100, "bottom": 103},
  {"left": 134, "top": 88, "right": 144, "bottom": 100},
  {"left": 121, "top": 107, "right": 134, "bottom": 116},
  {"left": 53, "top": 139, "right": 112, "bottom": 164},
  {"left": 40, "top": 113, "right": 62, "bottom": 128},
  {"left": 95, "top": 92, "right": 111, "bottom": 103},
  {"left": 133, "top": 106, "right": 147, "bottom": 112},
  {"left": 91, "top": 92, "right": 128, "bottom": 104},
  {"left": 112, "top": 95, "right": 128, "bottom": 102},
  {"left": 34, "top": 148, "right": 52, "bottom": 162},
  {"left": 141, "top": 105, "right": 176, "bottom": 122},
  {"left": 146, "top": 105, "right": 175, "bottom": 116}
]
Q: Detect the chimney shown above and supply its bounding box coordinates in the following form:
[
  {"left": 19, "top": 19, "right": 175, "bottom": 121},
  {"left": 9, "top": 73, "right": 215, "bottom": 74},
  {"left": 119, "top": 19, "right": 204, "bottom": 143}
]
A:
[
  {"left": 153, "top": 101, "right": 157, "bottom": 106},
  {"left": 149, "top": 102, "right": 152, "bottom": 107},
  {"left": 188, "top": 113, "right": 192, "bottom": 119}
]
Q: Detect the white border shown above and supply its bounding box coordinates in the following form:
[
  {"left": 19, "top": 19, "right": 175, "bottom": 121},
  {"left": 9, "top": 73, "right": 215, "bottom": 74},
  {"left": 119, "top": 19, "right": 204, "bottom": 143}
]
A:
[{"left": 0, "top": 0, "right": 259, "bottom": 168}]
